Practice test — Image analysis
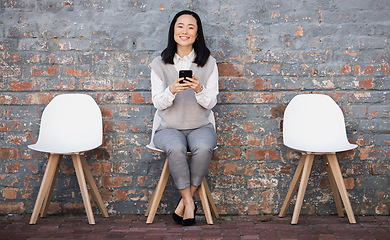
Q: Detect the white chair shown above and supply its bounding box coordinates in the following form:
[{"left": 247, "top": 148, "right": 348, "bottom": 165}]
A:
[
  {"left": 279, "top": 94, "right": 357, "bottom": 224},
  {"left": 29, "top": 94, "right": 109, "bottom": 225},
  {"left": 145, "top": 110, "right": 219, "bottom": 224}
]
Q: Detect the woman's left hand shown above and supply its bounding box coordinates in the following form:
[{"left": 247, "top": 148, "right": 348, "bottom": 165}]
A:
[{"left": 186, "top": 75, "right": 203, "bottom": 93}]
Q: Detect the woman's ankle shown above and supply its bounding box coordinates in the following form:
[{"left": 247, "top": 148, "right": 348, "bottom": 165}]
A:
[{"left": 174, "top": 198, "right": 184, "bottom": 216}]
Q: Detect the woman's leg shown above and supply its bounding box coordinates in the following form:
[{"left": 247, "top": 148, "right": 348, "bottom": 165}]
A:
[
  {"left": 178, "top": 186, "right": 197, "bottom": 220},
  {"left": 175, "top": 185, "right": 198, "bottom": 218},
  {"left": 177, "top": 125, "right": 216, "bottom": 221},
  {"left": 154, "top": 128, "right": 190, "bottom": 190},
  {"left": 187, "top": 124, "right": 217, "bottom": 187},
  {"left": 154, "top": 128, "right": 191, "bottom": 218}
]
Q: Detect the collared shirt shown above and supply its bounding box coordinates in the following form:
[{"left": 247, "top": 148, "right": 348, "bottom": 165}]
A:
[{"left": 151, "top": 50, "right": 219, "bottom": 110}]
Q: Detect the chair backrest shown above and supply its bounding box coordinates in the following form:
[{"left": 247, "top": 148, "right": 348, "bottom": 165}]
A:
[
  {"left": 283, "top": 94, "right": 357, "bottom": 153},
  {"left": 147, "top": 110, "right": 216, "bottom": 152},
  {"left": 28, "top": 94, "right": 103, "bottom": 154}
]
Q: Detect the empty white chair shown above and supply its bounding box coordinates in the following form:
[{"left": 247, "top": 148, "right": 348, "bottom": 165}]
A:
[
  {"left": 145, "top": 110, "right": 219, "bottom": 224},
  {"left": 279, "top": 94, "right": 357, "bottom": 224},
  {"left": 29, "top": 94, "right": 108, "bottom": 225}
]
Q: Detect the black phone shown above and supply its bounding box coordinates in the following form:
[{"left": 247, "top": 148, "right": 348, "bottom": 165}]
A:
[{"left": 179, "top": 70, "right": 192, "bottom": 83}]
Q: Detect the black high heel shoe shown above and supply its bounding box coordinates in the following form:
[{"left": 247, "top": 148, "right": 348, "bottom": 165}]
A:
[
  {"left": 172, "top": 198, "right": 183, "bottom": 224},
  {"left": 182, "top": 203, "right": 197, "bottom": 226}
]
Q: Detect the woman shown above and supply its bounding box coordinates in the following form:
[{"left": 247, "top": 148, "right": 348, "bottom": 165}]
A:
[{"left": 150, "top": 10, "right": 218, "bottom": 226}]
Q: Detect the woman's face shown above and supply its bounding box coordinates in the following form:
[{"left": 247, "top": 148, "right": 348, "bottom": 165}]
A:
[{"left": 174, "top": 14, "right": 198, "bottom": 48}]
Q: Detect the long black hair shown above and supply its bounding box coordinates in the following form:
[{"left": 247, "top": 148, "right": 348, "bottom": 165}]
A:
[{"left": 161, "top": 10, "right": 210, "bottom": 67}]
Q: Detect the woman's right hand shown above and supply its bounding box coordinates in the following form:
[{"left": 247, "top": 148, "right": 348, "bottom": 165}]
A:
[{"left": 169, "top": 78, "right": 190, "bottom": 94}]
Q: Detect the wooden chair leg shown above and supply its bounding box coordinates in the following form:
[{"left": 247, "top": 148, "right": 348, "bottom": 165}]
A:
[
  {"left": 323, "top": 155, "right": 344, "bottom": 218},
  {"left": 72, "top": 154, "right": 95, "bottom": 225},
  {"left": 145, "top": 189, "right": 156, "bottom": 217},
  {"left": 291, "top": 154, "right": 314, "bottom": 225},
  {"left": 41, "top": 155, "right": 63, "bottom": 218},
  {"left": 198, "top": 181, "right": 213, "bottom": 225},
  {"left": 79, "top": 154, "right": 109, "bottom": 218},
  {"left": 279, "top": 154, "right": 306, "bottom": 218},
  {"left": 146, "top": 158, "right": 170, "bottom": 224},
  {"left": 326, "top": 154, "right": 356, "bottom": 224},
  {"left": 30, "top": 154, "right": 62, "bottom": 224},
  {"left": 202, "top": 178, "right": 219, "bottom": 218}
]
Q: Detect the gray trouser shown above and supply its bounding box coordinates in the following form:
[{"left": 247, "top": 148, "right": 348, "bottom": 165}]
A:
[{"left": 153, "top": 123, "right": 217, "bottom": 190}]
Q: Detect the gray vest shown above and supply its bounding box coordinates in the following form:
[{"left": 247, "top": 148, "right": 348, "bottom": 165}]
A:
[{"left": 150, "top": 56, "right": 216, "bottom": 130}]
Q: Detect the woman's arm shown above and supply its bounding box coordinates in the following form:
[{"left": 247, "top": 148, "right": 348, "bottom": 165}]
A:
[
  {"left": 151, "top": 70, "right": 175, "bottom": 110},
  {"left": 195, "top": 64, "right": 219, "bottom": 109}
]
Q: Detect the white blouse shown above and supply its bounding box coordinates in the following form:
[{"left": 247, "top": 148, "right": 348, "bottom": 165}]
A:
[{"left": 151, "top": 49, "right": 219, "bottom": 111}]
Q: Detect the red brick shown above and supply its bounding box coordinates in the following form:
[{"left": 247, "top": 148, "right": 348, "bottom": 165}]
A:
[
  {"left": 93, "top": 148, "right": 111, "bottom": 160},
  {"left": 0, "top": 148, "right": 18, "bottom": 159},
  {"left": 359, "top": 78, "right": 374, "bottom": 89},
  {"left": 380, "top": 65, "right": 389, "bottom": 75},
  {"left": 223, "top": 163, "right": 240, "bottom": 175},
  {"left": 355, "top": 65, "right": 361, "bottom": 75},
  {"left": 45, "top": 202, "right": 61, "bottom": 214},
  {"left": 246, "top": 134, "right": 261, "bottom": 146},
  {"left": 280, "top": 164, "right": 292, "bottom": 174},
  {"left": 270, "top": 105, "right": 286, "bottom": 118},
  {"left": 102, "top": 176, "right": 133, "bottom": 188},
  {"left": 344, "top": 177, "right": 355, "bottom": 189},
  {"left": 246, "top": 149, "right": 280, "bottom": 161},
  {"left": 253, "top": 78, "right": 265, "bottom": 90},
  {"left": 113, "top": 189, "right": 134, "bottom": 201},
  {"left": 2, "top": 187, "right": 17, "bottom": 199},
  {"left": 7, "top": 162, "right": 22, "bottom": 173},
  {"left": 99, "top": 188, "right": 113, "bottom": 202},
  {"left": 101, "top": 107, "right": 113, "bottom": 118},
  {"left": 340, "top": 65, "right": 351, "bottom": 74},
  {"left": 103, "top": 120, "right": 127, "bottom": 132},
  {"left": 0, "top": 121, "right": 19, "bottom": 131},
  {"left": 63, "top": 203, "right": 87, "bottom": 213},
  {"left": 130, "top": 92, "right": 151, "bottom": 104},
  {"left": 363, "top": 65, "right": 375, "bottom": 75},
  {"left": 89, "top": 162, "right": 112, "bottom": 175},
  {"left": 264, "top": 134, "right": 277, "bottom": 146},
  {"left": 217, "top": 63, "right": 244, "bottom": 77},
  {"left": 114, "top": 80, "right": 136, "bottom": 90},
  {"left": 65, "top": 67, "right": 92, "bottom": 76},
  {"left": 9, "top": 81, "right": 34, "bottom": 91},
  {"left": 0, "top": 94, "right": 19, "bottom": 104},
  {"left": 0, "top": 202, "right": 24, "bottom": 214},
  {"left": 24, "top": 93, "right": 55, "bottom": 104},
  {"left": 212, "top": 148, "right": 240, "bottom": 161}
]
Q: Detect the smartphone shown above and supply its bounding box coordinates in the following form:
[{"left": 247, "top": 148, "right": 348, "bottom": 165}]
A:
[{"left": 179, "top": 70, "right": 193, "bottom": 84}]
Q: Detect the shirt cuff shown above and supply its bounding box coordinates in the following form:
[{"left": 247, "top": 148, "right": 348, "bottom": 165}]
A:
[
  {"left": 195, "top": 85, "right": 205, "bottom": 96},
  {"left": 165, "top": 86, "right": 176, "bottom": 98}
]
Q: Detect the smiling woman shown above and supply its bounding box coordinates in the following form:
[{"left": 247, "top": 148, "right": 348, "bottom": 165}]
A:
[
  {"left": 174, "top": 15, "right": 198, "bottom": 56},
  {"left": 148, "top": 10, "right": 219, "bottom": 226}
]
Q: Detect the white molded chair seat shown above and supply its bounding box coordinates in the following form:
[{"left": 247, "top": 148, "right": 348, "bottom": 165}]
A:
[
  {"left": 283, "top": 94, "right": 357, "bottom": 154},
  {"left": 145, "top": 110, "right": 219, "bottom": 224},
  {"left": 29, "top": 94, "right": 108, "bottom": 225},
  {"left": 279, "top": 94, "right": 357, "bottom": 224},
  {"left": 29, "top": 94, "right": 102, "bottom": 154}
]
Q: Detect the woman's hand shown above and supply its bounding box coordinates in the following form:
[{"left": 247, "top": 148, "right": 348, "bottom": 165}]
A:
[
  {"left": 169, "top": 78, "right": 190, "bottom": 94},
  {"left": 186, "top": 75, "right": 203, "bottom": 93}
]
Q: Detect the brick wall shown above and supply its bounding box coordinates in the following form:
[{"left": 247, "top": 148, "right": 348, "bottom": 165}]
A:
[{"left": 1, "top": 0, "right": 389, "bottom": 216}]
